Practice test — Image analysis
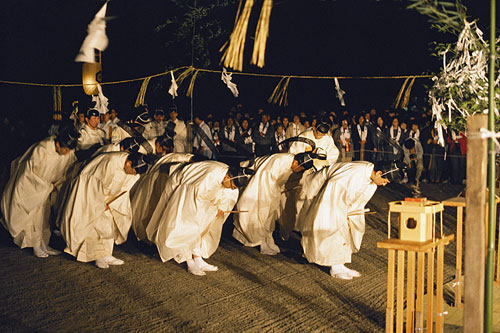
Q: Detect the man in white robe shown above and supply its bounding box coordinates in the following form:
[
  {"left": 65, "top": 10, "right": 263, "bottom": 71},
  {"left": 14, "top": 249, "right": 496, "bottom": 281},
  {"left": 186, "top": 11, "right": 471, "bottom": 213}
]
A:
[
  {"left": 167, "top": 106, "right": 187, "bottom": 153},
  {"left": 146, "top": 161, "right": 251, "bottom": 276},
  {"left": 130, "top": 152, "right": 194, "bottom": 241},
  {"left": 77, "top": 109, "right": 107, "bottom": 150},
  {"left": 288, "top": 121, "right": 339, "bottom": 170},
  {"left": 233, "top": 152, "right": 315, "bottom": 255},
  {"left": 296, "top": 161, "right": 389, "bottom": 279},
  {"left": 1, "top": 128, "right": 79, "bottom": 257},
  {"left": 58, "top": 152, "right": 148, "bottom": 268}
]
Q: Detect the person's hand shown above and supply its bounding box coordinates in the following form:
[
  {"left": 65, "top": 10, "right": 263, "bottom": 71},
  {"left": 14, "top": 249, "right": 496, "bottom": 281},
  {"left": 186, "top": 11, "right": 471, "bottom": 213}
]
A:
[
  {"left": 105, "top": 204, "right": 110, "bottom": 211},
  {"left": 371, "top": 170, "right": 390, "bottom": 186},
  {"left": 216, "top": 209, "right": 224, "bottom": 217},
  {"left": 260, "top": 132, "right": 265, "bottom": 137},
  {"left": 361, "top": 140, "right": 366, "bottom": 145},
  {"left": 373, "top": 148, "right": 378, "bottom": 152}
]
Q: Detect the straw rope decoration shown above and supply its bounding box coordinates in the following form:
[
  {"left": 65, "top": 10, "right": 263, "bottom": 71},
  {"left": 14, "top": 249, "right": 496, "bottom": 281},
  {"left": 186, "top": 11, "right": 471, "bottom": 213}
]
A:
[
  {"left": 220, "top": 0, "right": 255, "bottom": 71},
  {"left": 251, "top": 0, "right": 273, "bottom": 68},
  {"left": 186, "top": 69, "right": 200, "bottom": 98},
  {"left": 52, "top": 86, "right": 62, "bottom": 120},
  {"left": 393, "top": 77, "right": 409, "bottom": 108},
  {"left": 400, "top": 76, "right": 416, "bottom": 108},
  {"left": 134, "top": 76, "right": 151, "bottom": 107},
  {"left": 268, "top": 76, "right": 291, "bottom": 106}
]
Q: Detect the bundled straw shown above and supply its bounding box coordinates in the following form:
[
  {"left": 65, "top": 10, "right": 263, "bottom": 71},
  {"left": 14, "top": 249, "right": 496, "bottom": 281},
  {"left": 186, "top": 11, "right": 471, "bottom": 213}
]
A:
[
  {"left": 268, "top": 76, "right": 291, "bottom": 107},
  {"left": 52, "top": 86, "right": 62, "bottom": 120},
  {"left": 175, "top": 66, "right": 196, "bottom": 88},
  {"left": 401, "top": 76, "right": 416, "bottom": 108},
  {"left": 393, "top": 77, "right": 410, "bottom": 109},
  {"left": 251, "top": 0, "right": 273, "bottom": 68},
  {"left": 186, "top": 69, "right": 200, "bottom": 98},
  {"left": 134, "top": 77, "right": 151, "bottom": 107},
  {"left": 220, "top": 0, "right": 255, "bottom": 71}
]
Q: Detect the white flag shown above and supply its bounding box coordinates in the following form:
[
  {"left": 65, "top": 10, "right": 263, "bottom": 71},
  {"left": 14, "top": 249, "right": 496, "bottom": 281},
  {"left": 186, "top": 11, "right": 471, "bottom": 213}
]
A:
[
  {"left": 75, "top": 2, "right": 109, "bottom": 63},
  {"left": 221, "top": 68, "right": 239, "bottom": 97},
  {"left": 92, "top": 83, "right": 109, "bottom": 114},
  {"left": 168, "top": 71, "right": 178, "bottom": 98},
  {"left": 334, "top": 78, "right": 346, "bottom": 106}
]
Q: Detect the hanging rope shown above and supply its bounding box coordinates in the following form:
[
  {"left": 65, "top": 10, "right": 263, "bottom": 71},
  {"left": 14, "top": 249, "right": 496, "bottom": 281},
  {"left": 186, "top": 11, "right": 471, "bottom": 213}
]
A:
[
  {"left": 186, "top": 69, "right": 200, "bottom": 98},
  {"left": 52, "top": 86, "right": 62, "bottom": 120},
  {"left": 251, "top": 0, "right": 273, "bottom": 68},
  {"left": 401, "top": 76, "right": 416, "bottom": 109},
  {"left": 134, "top": 76, "right": 151, "bottom": 107},
  {"left": 393, "top": 77, "right": 410, "bottom": 108},
  {"left": 220, "top": 0, "right": 255, "bottom": 71},
  {"left": 268, "top": 76, "right": 291, "bottom": 106}
]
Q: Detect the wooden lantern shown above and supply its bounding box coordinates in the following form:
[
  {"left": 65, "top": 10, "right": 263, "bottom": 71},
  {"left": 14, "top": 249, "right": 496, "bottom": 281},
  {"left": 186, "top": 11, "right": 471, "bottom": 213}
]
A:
[{"left": 388, "top": 200, "right": 444, "bottom": 242}]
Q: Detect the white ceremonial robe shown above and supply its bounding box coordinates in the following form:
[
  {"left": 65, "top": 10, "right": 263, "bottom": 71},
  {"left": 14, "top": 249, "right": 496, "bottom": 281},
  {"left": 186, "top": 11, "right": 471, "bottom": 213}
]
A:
[
  {"left": 1, "top": 137, "right": 76, "bottom": 248},
  {"left": 297, "top": 162, "right": 377, "bottom": 266},
  {"left": 59, "top": 152, "right": 139, "bottom": 262},
  {"left": 110, "top": 126, "right": 131, "bottom": 144},
  {"left": 168, "top": 119, "right": 187, "bottom": 153},
  {"left": 288, "top": 128, "right": 339, "bottom": 170},
  {"left": 233, "top": 153, "right": 294, "bottom": 247},
  {"left": 130, "top": 153, "right": 193, "bottom": 241},
  {"left": 78, "top": 124, "right": 106, "bottom": 150},
  {"left": 147, "top": 161, "right": 238, "bottom": 263}
]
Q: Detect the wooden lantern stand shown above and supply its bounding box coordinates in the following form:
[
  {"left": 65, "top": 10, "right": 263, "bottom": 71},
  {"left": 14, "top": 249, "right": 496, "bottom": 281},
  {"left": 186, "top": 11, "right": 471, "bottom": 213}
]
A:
[{"left": 378, "top": 200, "right": 454, "bottom": 333}]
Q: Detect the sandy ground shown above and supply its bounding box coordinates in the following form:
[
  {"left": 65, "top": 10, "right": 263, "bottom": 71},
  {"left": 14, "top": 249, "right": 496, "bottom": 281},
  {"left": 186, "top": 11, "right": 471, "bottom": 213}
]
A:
[{"left": 0, "top": 182, "right": 464, "bottom": 332}]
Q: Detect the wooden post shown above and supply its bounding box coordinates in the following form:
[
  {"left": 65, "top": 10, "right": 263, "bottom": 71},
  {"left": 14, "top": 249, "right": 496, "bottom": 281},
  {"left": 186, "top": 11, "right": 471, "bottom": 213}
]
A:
[
  {"left": 456, "top": 206, "right": 463, "bottom": 307},
  {"left": 464, "top": 114, "right": 488, "bottom": 332},
  {"left": 416, "top": 252, "right": 425, "bottom": 330},
  {"left": 386, "top": 249, "right": 395, "bottom": 333},
  {"left": 426, "top": 250, "right": 435, "bottom": 333},
  {"left": 406, "top": 251, "right": 416, "bottom": 333},
  {"left": 436, "top": 243, "right": 445, "bottom": 333},
  {"left": 396, "top": 250, "right": 405, "bottom": 332}
]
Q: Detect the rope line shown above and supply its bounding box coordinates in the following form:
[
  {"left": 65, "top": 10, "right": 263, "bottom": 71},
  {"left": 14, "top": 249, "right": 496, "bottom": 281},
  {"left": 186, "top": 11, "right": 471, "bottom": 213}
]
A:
[{"left": 0, "top": 65, "right": 432, "bottom": 88}]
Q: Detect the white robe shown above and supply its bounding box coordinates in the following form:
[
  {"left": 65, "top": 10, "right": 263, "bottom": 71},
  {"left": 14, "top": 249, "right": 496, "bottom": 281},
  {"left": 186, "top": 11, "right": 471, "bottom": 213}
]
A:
[
  {"left": 78, "top": 124, "right": 106, "bottom": 150},
  {"left": 168, "top": 119, "right": 187, "bottom": 153},
  {"left": 147, "top": 161, "right": 238, "bottom": 263},
  {"left": 1, "top": 137, "right": 76, "bottom": 248},
  {"left": 130, "top": 153, "right": 193, "bottom": 241},
  {"left": 297, "top": 162, "right": 377, "bottom": 266},
  {"left": 288, "top": 128, "right": 339, "bottom": 170},
  {"left": 59, "top": 152, "right": 139, "bottom": 262},
  {"left": 233, "top": 153, "right": 294, "bottom": 247}
]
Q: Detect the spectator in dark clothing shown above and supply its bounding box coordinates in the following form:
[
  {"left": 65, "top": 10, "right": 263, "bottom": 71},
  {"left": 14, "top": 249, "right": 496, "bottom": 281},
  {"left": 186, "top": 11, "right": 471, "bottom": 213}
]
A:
[
  {"left": 372, "top": 116, "right": 389, "bottom": 170},
  {"left": 252, "top": 113, "right": 275, "bottom": 157},
  {"left": 447, "top": 129, "right": 466, "bottom": 185}
]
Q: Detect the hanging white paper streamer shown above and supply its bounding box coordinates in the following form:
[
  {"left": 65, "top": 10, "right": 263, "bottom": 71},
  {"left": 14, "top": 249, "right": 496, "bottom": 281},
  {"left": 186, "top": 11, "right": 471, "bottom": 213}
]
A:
[
  {"left": 334, "top": 78, "right": 346, "bottom": 106},
  {"left": 75, "top": 2, "right": 109, "bottom": 63},
  {"left": 92, "top": 83, "right": 109, "bottom": 114},
  {"left": 168, "top": 71, "right": 178, "bottom": 99},
  {"left": 221, "top": 68, "right": 239, "bottom": 97}
]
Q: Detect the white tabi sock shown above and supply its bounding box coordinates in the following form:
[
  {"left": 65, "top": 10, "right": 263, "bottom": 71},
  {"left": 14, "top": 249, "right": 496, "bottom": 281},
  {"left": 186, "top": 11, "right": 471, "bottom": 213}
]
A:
[
  {"left": 194, "top": 257, "right": 218, "bottom": 272},
  {"left": 95, "top": 258, "right": 109, "bottom": 269},
  {"left": 343, "top": 265, "right": 361, "bottom": 278},
  {"left": 330, "top": 264, "right": 353, "bottom": 280},
  {"left": 103, "top": 256, "right": 124, "bottom": 265},
  {"left": 260, "top": 241, "right": 279, "bottom": 255},
  {"left": 265, "top": 234, "right": 280, "bottom": 253},
  {"left": 187, "top": 259, "right": 206, "bottom": 276},
  {"left": 33, "top": 245, "right": 48, "bottom": 258},
  {"left": 41, "top": 242, "right": 61, "bottom": 256}
]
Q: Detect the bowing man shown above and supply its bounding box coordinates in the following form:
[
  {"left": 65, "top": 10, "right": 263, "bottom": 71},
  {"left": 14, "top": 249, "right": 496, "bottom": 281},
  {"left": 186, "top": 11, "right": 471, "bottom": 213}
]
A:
[
  {"left": 58, "top": 152, "right": 148, "bottom": 268},
  {"left": 1, "top": 127, "right": 79, "bottom": 257}
]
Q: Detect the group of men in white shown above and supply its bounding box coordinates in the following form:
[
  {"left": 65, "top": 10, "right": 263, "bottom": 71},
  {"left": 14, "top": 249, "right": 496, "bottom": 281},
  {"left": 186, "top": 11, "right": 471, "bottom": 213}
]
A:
[{"left": 1, "top": 107, "right": 389, "bottom": 280}]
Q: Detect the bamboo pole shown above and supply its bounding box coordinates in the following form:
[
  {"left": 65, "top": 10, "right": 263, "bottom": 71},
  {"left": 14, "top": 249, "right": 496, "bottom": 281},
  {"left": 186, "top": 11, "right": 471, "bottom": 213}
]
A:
[
  {"left": 465, "top": 114, "right": 488, "bottom": 332},
  {"left": 406, "top": 251, "right": 416, "bottom": 333},
  {"left": 396, "top": 250, "right": 405, "bottom": 332},
  {"left": 426, "top": 250, "right": 435, "bottom": 333},
  {"left": 456, "top": 206, "right": 463, "bottom": 307},
  {"left": 416, "top": 252, "right": 425, "bottom": 330},
  {"left": 486, "top": 0, "right": 497, "bottom": 330}
]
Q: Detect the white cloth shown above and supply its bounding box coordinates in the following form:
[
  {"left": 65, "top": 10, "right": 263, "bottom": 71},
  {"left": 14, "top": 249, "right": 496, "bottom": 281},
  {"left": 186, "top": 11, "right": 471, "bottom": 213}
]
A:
[
  {"left": 78, "top": 124, "right": 106, "bottom": 150},
  {"left": 339, "top": 127, "right": 351, "bottom": 146},
  {"left": 168, "top": 119, "right": 187, "bottom": 153},
  {"left": 288, "top": 128, "right": 339, "bottom": 170},
  {"left": 110, "top": 126, "right": 132, "bottom": 144},
  {"left": 1, "top": 137, "right": 76, "bottom": 248},
  {"left": 389, "top": 126, "right": 402, "bottom": 155},
  {"left": 75, "top": 2, "right": 108, "bottom": 63},
  {"left": 58, "top": 152, "right": 139, "bottom": 262},
  {"left": 356, "top": 124, "right": 368, "bottom": 141},
  {"left": 233, "top": 154, "right": 294, "bottom": 247},
  {"left": 297, "top": 162, "right": 376, "bottom": 266},
  {"left": 146, "top": 161, "right": 238, "bottom": 263},
  {"left": 130, "top": 153, "right": 193, "bottom": 241}
]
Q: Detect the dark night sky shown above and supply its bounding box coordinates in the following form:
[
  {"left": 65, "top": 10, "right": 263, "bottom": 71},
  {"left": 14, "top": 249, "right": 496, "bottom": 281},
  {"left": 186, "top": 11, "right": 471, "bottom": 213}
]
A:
[{"left": 0, "top": 0, "right": 492, "bottom": 125}]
